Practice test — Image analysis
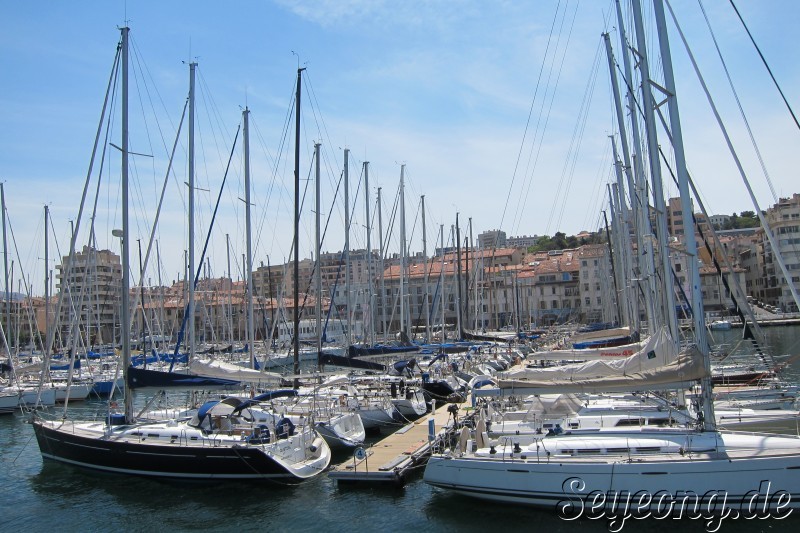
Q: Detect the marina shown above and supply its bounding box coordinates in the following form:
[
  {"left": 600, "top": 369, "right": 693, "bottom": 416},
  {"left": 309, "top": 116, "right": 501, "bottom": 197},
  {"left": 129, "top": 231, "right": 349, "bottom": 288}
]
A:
[{"left": 3, "top": 0, "right": 800, "bottom": 529}]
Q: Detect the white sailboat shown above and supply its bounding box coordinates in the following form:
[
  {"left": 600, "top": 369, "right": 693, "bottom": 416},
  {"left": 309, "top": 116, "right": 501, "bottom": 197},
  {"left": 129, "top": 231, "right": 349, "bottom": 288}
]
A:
[{"left": 424, "top": 0, "right": 800, "bottom": 513}]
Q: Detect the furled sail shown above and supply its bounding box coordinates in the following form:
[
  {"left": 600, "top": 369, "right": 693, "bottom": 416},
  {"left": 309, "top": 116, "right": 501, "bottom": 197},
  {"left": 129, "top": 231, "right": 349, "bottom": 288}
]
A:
[{"left": 496, "top": 327, "right": 707, "bottom": 394}]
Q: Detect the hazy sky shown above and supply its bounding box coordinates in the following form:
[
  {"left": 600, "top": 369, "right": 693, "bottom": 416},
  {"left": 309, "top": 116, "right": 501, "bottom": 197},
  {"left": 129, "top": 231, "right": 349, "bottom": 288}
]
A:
[{"left": 2, "top": 0, "right": 799, "bottom": 296}]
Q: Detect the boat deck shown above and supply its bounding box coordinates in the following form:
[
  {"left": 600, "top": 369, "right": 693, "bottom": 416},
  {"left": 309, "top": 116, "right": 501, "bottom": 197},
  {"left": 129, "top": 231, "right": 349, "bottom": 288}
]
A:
[{"left": 328, "top": 396, "right": 469, "bottom": 486}]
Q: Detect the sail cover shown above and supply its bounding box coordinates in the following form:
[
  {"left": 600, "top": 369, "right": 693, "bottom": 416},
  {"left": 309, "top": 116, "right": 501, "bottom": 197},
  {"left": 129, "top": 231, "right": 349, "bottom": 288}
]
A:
[
  {"left": 496, "top": 327, "right": 708, "bottom": 394},
  {"left": 189, "top": 358, "right": 284, "bottom": 384}
]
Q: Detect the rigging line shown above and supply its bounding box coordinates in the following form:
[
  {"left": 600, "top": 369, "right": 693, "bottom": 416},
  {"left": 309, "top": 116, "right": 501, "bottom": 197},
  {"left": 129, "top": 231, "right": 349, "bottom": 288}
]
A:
[
  {"left": 407, "top": 195, "right": 422, "bottom": 252},
  {"left": 249, "top": 114, "right": 284, "bottom": 246},
  {"left": 128, "top": 39, "right": 174, "bottom": 200},
  {"left": 171, "top": 125, "right": 241, "bottom": 367},
  {"left": 519, "top": 0, "right": 574, "bottom": 236},
  {"left": 541, "top": 0, "right": 583, "bottom": 235},
  {"left": 252, "top": 82, "right": 299, "bottom": 261},
  {"left": 728, "top": 0, "right": 800, "bottom": 133},
  {"left": 698, "top": 0, "right": 778, "bottom": 204},
  {"left": 584, "top": 142, "right": 615, "bottom": 232},
  {"left": 502, "top": 0, "right": 564, "bottom": 236},
  {"left": 556, "top": 34, "right": 604, "bottom": 232},
  {"left": 512, "top": 0, "right": 569, "bottom": 235},
  {"left": 665, "top": 0, "right": 800, "bottom": 313},
  {"left": 48, "top": 37, "right": 122, "bottom": 357}
]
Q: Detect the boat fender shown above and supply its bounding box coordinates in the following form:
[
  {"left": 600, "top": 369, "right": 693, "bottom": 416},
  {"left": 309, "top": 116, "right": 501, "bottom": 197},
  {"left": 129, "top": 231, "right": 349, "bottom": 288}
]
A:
[
  {"left": 309, "top": 437, "right": 325, "bottom": 458},
  {"left": 276, "top": 417, "right": 295, "bottom": 439}
]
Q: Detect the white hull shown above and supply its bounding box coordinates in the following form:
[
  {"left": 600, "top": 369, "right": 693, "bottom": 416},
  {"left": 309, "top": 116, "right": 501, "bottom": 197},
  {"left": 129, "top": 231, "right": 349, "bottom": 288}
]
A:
[
  {"left": 425, "top": 430, "right": 800, "bottom": 512},
  {"left": 315, "top": 412, "right": 366, "bottom": 450}
]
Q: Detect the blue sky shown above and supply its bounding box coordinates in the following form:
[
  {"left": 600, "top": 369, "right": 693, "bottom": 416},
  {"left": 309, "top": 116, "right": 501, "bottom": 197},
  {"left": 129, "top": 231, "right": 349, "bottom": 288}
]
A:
[{"left": 2, "top": 0, "right": 799, "bottom": 296}]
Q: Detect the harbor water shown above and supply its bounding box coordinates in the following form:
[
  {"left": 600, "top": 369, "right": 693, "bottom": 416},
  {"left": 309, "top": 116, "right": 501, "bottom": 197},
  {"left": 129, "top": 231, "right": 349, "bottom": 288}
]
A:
[{"left": 2, "top": 325, "right": 800, "bottom": 532}]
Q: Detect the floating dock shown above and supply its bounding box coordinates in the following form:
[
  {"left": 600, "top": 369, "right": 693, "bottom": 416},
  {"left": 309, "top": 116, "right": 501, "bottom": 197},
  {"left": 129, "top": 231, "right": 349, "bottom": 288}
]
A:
[{"left": 328, "top": 399, "right": 469, "bottom": 486}]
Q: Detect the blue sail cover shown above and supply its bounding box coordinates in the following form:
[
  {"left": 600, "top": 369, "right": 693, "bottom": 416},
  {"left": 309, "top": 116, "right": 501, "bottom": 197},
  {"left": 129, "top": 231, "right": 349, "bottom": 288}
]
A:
[
  {"left": 50, "top": 360, "right": 81, "bottom": 370},
  {"left": 318, "top": 351, "right": 386, "bottom": 371},
  {"left": 126, "top": 366, "right": 240, "bottom": 390}
]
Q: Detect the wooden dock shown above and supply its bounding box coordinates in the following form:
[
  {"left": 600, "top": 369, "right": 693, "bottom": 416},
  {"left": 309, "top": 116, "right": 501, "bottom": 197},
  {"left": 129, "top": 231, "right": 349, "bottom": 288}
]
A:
[{"left": 328, "top": 399, "right": 469, "bottom": 486}]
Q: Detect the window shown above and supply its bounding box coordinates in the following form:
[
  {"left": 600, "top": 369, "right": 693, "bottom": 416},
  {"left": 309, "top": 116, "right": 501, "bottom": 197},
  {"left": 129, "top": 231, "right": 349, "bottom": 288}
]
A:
[
  {"left": 596, "top": 297, "right": 602, "bottom": 305},
  {"left": 585, "top": 297, "right": 591, "bottom": 306}
]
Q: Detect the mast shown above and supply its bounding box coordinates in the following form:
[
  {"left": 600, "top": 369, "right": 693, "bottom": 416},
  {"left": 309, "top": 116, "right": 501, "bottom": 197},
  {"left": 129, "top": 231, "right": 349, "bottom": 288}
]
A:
[
  {"left": 44, "top": 206, "right": 50, "bottom": 362},
  {"left": 1, "top": 184, "right": 8, "bottom": 348},
  {"left": 343, "top": 148, "right": 351, "bottom": 347},
  {"left": 399, "top": 165, "right": 407, "bottom": 338},
  {"left": 631, "top": 0, "right": 679, "bottom": 343},
  {"left": 652, "top": 0, "right": 713, "bottom": 428},
  {"left": 603, "top": 31, "right": 637, "bottom": 329},
  {"left": 378, "top": 186, "right": 386, "bottom": 342},
  {"left": 363, "top": 161, "right": 375, "bottom": 346},
  {"left": 120, "top": 26, "right": 133, "bottom": 422},
  {"left": 455, "top": 214, "right": 463, "bottom": 337},
  {"left": 464, "top": 218, "right": 470, "bottom": 331},
  {"left": 421, "top": 195, "right": 430, "bottom": 342},
  {"left": 614, "top": 0, "right": 656, "bottom": 331},
  {"left": 439, "top": 225, "right": 446, "bottom": 341},
  {"left": 188, "top": 60, "right": 197, "bottom": 361},
  {"left": 314, "top": 143, "right": 322, "bottom": 363},
  {"left": 225, "top": 233, "right": 232, "bottom": 341},
  {"left": 156, "top": 240, "right": 164, "bottom": 346},
  {"left": 293, "top": 67, "right": 304, "bottom": 383},
  {"left": 610, "top": 136, "right": 634, "bottom": 327},
  {"left": 243, "top": 107, "right": 255, "bottom": 368},
  {"left": 470, "top": 218, "right": 478, "bottom": 330}
]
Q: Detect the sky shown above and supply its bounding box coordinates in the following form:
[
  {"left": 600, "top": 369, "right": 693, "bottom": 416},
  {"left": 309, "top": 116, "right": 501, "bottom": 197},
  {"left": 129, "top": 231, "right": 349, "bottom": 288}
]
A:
[{"left": 2, "top": 0, "right": 799, "bottom": 297}]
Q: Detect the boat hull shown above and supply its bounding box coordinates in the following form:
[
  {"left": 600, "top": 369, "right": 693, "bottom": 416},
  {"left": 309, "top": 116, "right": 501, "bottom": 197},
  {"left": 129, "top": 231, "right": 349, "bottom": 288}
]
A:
[
  {"left": 33, "top": 419, "right": 325, "bottom": 480},
  {"left": 424, "top": 432, "right": 800, "bottom": 512}
]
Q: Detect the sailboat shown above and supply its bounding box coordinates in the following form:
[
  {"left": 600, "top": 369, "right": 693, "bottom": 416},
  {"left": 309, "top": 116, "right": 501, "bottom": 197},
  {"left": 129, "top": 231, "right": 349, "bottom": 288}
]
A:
[
  {"left": 424, "top": 0, "right": 800, "bottom": 512},
  {"left": 32, "top": 28, "right": 331, "bottom": 482}
]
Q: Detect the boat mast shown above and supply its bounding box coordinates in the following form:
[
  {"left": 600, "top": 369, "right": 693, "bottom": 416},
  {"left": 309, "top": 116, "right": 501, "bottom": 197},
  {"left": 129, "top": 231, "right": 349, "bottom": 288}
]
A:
[
  {"left": 652, "top": 0, "right": 713, "bottom": 428},
  {"left": 439, "top": 225, "right": 446, "bottom": 341},
  {"left": 610, "top": 137, "right": 633, "bottom": 327},
  {"left": 188, "top": 60, "right": 197, "bottom": 361},
  {"left": 120, "top": 26, "right": 133, "bottom": 423},
  {"left": 1, "top": 184, "right": 8, "bottom": 348},
  {"left": 44, "top": 205, "right": 49, "bottom": 362},
  {"left": 226, "top": 233, "right": 232, "bottom": 341},
  {"left": 343, "top": 148, "right": 351, "bottom": 348},
  {"left": 399, "top": 164, "right": 407, "bottom": 339},
  {"left": 455, "top": 214, "right": 463, "bottom": 337},
  {"left": 603, "top": 32, "right": 637, "bottom": 331},
  {"left": 363, "top": 161, "right": 375, "bottom": 346},
  {"left": 314, "top": 143, "right": 322, "bottom": 364},
  {"left": 243, "top": 107, "right": 255, "bottom": 368},
  {"left": 631, "top": 0, "right": 679, "bottom": 344},
  {"left": 421, "top": 195, "right": 430, "bottom": 342},
  {"left": 614, "top": 0, "right": 656, "bottom": 331},
  {"left": 156, "top": 240, "right": 164, "bottom": 345},
  {"left": 378, "top": 186, "right": 386, "bottom": 342},
  {"left": 293, "top": 67, "right": 304, "bottom": 383},
  {"left": 464, "top": 217, "right": 470, "bottom": 331}
]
